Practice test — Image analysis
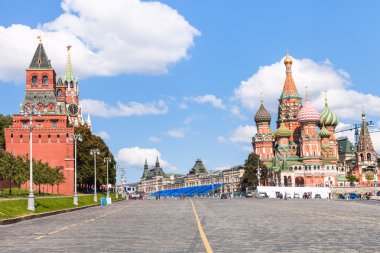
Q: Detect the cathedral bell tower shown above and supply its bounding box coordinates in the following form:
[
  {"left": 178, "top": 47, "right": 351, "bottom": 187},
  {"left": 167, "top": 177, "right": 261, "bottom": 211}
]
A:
[{"left": 277, "top": 55, "right": 302, "bottom": 144}]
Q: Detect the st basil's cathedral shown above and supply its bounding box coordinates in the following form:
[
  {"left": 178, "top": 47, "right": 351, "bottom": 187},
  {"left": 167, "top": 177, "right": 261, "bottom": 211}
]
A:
[{"left": 252, "top": 55, "right": 379, "bottom": 186}]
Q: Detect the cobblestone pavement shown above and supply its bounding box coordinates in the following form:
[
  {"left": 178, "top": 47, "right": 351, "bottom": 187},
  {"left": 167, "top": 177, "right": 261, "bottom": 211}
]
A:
[{"left": 0, "top": 198, "right": 379, "bottom": 252}]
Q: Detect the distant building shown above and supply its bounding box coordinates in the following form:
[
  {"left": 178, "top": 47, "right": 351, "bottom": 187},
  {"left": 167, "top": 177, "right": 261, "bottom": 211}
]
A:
[
  {"left": 137, "top": 158, "right": 244, "bottom": 195},
  {"left": 353, "top": 112, "right": 379, "bottom": 184}
]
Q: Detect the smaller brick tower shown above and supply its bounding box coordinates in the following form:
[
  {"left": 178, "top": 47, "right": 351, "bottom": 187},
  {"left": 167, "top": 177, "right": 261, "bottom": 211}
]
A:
[
  {"left": 253, "top": 100, "right": 274, "bottom": 163},
  {"left": 355, "top": 111, "right": 378, "bottom": 183}
]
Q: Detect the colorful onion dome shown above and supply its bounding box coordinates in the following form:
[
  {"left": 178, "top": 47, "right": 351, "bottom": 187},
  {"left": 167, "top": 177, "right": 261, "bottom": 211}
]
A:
[
  {"left": 320, "top": 103, "right": 339, "bottom": 126},
  {"left": 275, "top": 122, "right": 291, "bottom": 138},
  {"left": 254, "top": 103, "right": 271, "bottom": 123},
  {"left": 297, "top": 97, "right": 320, "bottom": 123},
  {"left": 319, "top": 125, "right": 331, "bottom": 138}
]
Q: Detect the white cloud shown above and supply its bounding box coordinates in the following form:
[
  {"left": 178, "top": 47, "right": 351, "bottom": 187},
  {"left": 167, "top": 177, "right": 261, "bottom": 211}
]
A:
[
  {"left": 117, "top": 146, "right": 179, "bottom": 172},
  {"left": 217, "top": 136, "right": 227, "bottom": 143},
  {"left": 117, "top": 146, "right": 168, "bottom": 168},
  {"left": 80, "top": 99, "right": 168, "bottom": 117},
  {"left": 187, "top": 95, "right": 226, "bottom": 109},
  {"left": 184, "top": 114, "right": 203, "bottom": 125},
  {"left": 167, "top": 129, "right": 185, "bottom": 138},
  {"left": 230, "top": 105, "right": 245, "bottom": 120},
  {"left": 178, "top": 103, "right": 189, "bottom": 110},
  {"left": 148, "top": 136, "right": 161, "bottom": 143},
  {"left": 0, "top": 0, "right": 200, "bottom": 83},
  {"left": 233, "top": 56, "right": 380, "bottom": 121},
  {"left": 96, "top": 131, "right": 110, "bottom": 140},
  {"left": 229, "top": 125, "right": 256, "bottom": 144}
]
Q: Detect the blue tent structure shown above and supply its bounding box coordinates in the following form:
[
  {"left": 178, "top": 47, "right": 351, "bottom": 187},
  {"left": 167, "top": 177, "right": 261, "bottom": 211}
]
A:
[{"left": 149, "top": 183, "right": 223, "bottom": 198}]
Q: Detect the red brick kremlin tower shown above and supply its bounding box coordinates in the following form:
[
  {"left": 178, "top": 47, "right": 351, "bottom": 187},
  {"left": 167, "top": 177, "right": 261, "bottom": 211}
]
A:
[{"left": 4, "top": 40, "right": 86, "bottom": 195}]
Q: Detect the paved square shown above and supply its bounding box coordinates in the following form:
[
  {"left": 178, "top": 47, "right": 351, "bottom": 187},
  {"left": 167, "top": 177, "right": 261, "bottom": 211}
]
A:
[{"left": 0, "top": 198, "right": 379, "bottom": 252}]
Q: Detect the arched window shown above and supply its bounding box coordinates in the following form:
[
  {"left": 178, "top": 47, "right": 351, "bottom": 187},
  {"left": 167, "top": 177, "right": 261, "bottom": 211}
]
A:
[
  {"left": 367, "top": 153, "right": 371, "bottom": 161},
  {"left": 64, "top": 81, "right": 68, "bottom": 87},
  {"left": 360, "top": 153, "right": 364, "bottom": 161},
  {"left": 32, "top": 75, "right": 38, "bottom": 85},
  {"left": 70, "top": 81, "right": 74, "bottom": 88},
  {"left": 42, "top": 75, "right": 48, "bottom": 85},
  {"left": 327, "top": 166, "right": 329, "bottom": 170},
  {"left": 57, "top": 90, "right": 61, "bottom": 98}
]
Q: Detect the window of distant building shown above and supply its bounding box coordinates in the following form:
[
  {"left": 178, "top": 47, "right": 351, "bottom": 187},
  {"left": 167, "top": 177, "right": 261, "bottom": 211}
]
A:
[
  {"left": 32, "top": 75, "right": 38, "bottom": 85},
  {"left": 52, "top": 122, "right": 57, "bottom": 128},
  {"left": 42, "top": 75, "right": 48, "bottom": 85}
]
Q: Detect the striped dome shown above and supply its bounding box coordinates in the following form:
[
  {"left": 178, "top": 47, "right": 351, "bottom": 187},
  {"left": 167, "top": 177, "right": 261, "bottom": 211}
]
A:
[
  {"left": 254, "top": 103, "right": 271, "bottom": 123},
  {"left": 297, "top": 97, "right": 320, "bottom": 123},
  {"left": 320, "top": 104, "right": 339, "bottom": 126},
  {"left": 319, "top": 125, "right": 331, "bottom": 138},
  {"left": 275, "top": 122, "right": 291, "bottom": 138}
]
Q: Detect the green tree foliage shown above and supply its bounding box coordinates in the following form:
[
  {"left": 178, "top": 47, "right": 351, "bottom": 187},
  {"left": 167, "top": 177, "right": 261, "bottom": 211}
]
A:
[
  {"left": 13, "top": 156, "right": 29, "bottom": 195},
  {"left": 75, "top": 126, "right": 116, "bottom": 191},
  {"left": 240, "top": 153, "right": 268, "bottom": 191},
  {"left": 346, "top": 173, "right": 359, "bottom": 186},
  {"left": 364, "top": 171, "right": 374, "bottom": 181},
  {"left": 0, "top": 114, "right": 13, "bottom": 150}
]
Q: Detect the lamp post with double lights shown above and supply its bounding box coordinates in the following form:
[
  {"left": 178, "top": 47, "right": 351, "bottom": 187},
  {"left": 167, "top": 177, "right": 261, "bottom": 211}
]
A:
[
  {"left": 20, "top": 104, "right": 41, "bottom": 211},
  {"left": 90, "top": 148, "right": 100, "bottom": 202},
  {"left": 104, "top": 157, "right": 111, "bottom": 200},
  {"left": 70, "top": 133, "right": 82, "bottom": 205}
]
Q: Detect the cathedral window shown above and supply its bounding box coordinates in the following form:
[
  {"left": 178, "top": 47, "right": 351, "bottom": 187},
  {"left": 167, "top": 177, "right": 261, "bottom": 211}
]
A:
[
  {"left": 42, "top": 75, "right": 48, "bottom": 85},
  {"left": 32, "top": 75, "right": 38, "bottom": 85}
]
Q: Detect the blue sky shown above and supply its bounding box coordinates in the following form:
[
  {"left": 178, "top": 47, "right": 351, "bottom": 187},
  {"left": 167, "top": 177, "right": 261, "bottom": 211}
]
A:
[{"left": 1, "top": 0, "right": 380, "bottom": 183}]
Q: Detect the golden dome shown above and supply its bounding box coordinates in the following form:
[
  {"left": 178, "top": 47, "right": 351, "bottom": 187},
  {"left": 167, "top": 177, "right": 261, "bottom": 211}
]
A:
[{"left": 284, "top": 55, "right": 293, "bottom": 65}]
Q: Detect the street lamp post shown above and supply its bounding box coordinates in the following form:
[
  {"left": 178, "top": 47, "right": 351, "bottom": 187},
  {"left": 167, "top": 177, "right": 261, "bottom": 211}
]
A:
[
  {"left": 114, "top": 164, "right": 119, "bottom": 199},
  {"left": 90, "top": 148, "right": 100, "bottom": 202},
  {"left": 257, "top": 164, "right": 261, "bottom": 187},
  {"left": 20, "top": 104, "right": 41, "bottom": 211},
  {"left": 70, "top": 133, "right": 82, "bottom": 205},
  {"left": 104, "top": 157, "right": 111, "bottom": 200}
]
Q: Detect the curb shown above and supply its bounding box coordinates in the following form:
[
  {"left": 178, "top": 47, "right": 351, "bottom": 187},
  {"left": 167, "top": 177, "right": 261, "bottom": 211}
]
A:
[{"left": 0, "top": 204, "right": 99, "bottom": 226}]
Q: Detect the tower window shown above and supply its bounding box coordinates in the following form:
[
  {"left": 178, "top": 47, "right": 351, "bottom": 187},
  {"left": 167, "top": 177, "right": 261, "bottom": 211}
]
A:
[
  {"left": 64, "top": 81, "right": 68, "bottom": 87},
  {"left": 367, "top": 153, "right": 371, "bottom": 161},
  {"left": 32, "top": 75, "right": 38, "bottom": 85},
  {"left": 42, "top": 75, "right": 48, "bottom": 85},
  {"left": 57, "top": 90, "right": 61, "bottom": 98},
  {"left": 52, "top": 122, "right": 57, "bottom": 128},
  {"left": 70, "top": 81, "right": 74, "bottom": 88}
]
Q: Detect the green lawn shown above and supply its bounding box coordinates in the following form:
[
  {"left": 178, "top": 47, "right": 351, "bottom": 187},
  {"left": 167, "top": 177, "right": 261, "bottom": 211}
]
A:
[
  {"left": 0, "top": 187, "right": 62, "bottom": 198},
  {"left": 0, "top": 192, "right": 120, "bottom": 220}
]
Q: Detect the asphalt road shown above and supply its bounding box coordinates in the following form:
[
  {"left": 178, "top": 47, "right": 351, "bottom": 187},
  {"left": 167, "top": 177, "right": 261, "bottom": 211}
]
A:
[{"left": 1, "top": 198, "right": 379, "bottom": 252}]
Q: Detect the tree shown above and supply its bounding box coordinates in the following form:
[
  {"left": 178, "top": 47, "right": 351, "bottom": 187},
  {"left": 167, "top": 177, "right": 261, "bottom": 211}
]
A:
[
  {"left": 13, "top": 156, "right": 29, "bottom": 195},
  {"left": 0, "top": 114, "right": 13, "bottom": 151},
  {"left": 241, "top": 153, "right": 262, "bottom": 191},
  {"left": 75, "top": 125, "right": 116, "bottom": 191},
  {"left": 0, "top": 152, "right": 17, "bottom": 195},
  {"left": 346, "top": 173, "right": 359, "bottom": 186},
  {"left": 364, "top": 171, "right": 374, "bottom": 181}
]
